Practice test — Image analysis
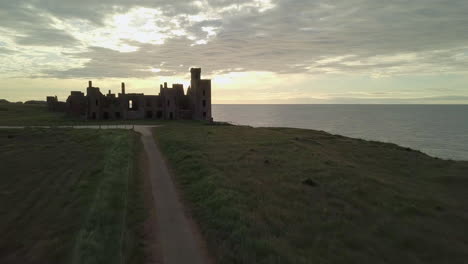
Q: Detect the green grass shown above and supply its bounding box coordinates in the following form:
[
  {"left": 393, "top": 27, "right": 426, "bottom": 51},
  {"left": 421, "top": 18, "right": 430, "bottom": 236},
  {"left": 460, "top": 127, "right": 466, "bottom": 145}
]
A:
[
  {"left": 154, "top": 122, "right": 468, "bottom": 264},
  {"left": 0, "top": 103, "right": 69, "bottom": 125},
  {"left": 0, "top": 128, "right": 147, "bottom": 264},
  {"left": 0, "top": 102, "right": 162, "bottom": 126}
]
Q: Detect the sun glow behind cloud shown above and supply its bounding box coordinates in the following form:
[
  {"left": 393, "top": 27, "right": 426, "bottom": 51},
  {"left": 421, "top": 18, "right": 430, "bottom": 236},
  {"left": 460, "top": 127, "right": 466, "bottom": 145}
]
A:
[
  {"left": 52, "top": 8, "right": 171, "bottom": 52},
  {"left": 53, "top": 0, "right": 277, "bottom": 52}
]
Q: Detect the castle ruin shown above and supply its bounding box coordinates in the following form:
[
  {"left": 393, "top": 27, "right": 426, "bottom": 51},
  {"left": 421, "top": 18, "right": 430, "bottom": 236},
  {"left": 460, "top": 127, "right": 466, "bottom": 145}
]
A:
[{"left": 46, "top": 68, "right": 212, "bottom": 121}]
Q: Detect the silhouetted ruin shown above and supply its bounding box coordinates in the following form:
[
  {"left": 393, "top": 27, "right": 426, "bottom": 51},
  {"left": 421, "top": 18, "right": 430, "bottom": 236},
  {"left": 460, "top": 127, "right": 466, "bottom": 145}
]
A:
[{"left": 46, "top": 68, "right": 212, "bottom": 121}]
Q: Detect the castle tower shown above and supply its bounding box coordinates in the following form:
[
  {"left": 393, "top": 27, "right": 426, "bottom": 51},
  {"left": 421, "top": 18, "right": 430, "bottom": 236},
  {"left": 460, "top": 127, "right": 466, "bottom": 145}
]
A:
[
  {"left": 85, "top": 80, "right": 105, "bottom": 120},
  {"left": 189, "top": 68, "right": 211, "bottom": 121}
]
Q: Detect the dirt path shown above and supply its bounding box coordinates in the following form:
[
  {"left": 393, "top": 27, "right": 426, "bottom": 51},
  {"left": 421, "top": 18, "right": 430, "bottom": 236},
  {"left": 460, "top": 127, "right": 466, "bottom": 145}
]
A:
[
  {"left": 134, "top": 126, "right": 212, "bottom": 264},
  {"left": 0, "top": 125, "right": 212, "bottom": 264}
]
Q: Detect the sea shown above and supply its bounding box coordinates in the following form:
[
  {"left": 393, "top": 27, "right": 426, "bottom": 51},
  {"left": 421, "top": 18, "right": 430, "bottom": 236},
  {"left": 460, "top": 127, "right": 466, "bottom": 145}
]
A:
[{"left": 212, "top": 104, "right": 468, "bottom": 161}]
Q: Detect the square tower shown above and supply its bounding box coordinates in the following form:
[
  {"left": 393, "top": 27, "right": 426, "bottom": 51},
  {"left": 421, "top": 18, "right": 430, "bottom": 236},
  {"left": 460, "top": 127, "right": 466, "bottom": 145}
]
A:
[{"left": 189, "top": 68, "right": 211, "bottom": 121}]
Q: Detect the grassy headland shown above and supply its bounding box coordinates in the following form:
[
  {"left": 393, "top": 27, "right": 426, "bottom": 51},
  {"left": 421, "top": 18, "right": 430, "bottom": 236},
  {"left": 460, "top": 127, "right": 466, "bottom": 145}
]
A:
[
  {"left": 0, "top": 128, "right": 147, "bottom": 264},
  {"left": 154, "top": 122, "right": 468, "bottom": 264}
]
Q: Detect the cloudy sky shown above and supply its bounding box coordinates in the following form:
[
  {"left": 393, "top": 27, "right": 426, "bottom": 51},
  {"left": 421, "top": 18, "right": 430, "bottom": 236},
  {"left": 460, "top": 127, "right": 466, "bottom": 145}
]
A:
[{"left": 1, "top": 0, "right": 467, "bottom": 103}]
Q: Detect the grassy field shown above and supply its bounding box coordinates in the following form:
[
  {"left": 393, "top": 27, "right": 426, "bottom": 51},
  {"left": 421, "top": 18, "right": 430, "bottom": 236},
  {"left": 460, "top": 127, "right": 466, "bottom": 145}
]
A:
[
  {"left": 0, "top": 103, "right": 68, "bottom": 125},
  {"left": 0, "top": 102, "right": 162, "bottom": 126},
  {"left": 0, "top": 128, "right": 147, "bottom": 264},
  {"left": 154, "top": 122, "right": 468, "bottom": 264}
]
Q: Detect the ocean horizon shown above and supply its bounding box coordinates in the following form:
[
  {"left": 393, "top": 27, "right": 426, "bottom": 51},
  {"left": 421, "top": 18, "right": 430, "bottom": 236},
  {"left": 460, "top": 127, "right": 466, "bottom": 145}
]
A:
[{"left": 213, "top": 104, "right": 468, "bottom": 161}]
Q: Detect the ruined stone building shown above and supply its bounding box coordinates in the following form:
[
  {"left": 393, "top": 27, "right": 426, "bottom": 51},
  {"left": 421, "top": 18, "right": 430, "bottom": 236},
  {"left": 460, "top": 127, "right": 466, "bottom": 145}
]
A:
[{"left": 47, "top": 68, "right": 212, "bottom": 121}]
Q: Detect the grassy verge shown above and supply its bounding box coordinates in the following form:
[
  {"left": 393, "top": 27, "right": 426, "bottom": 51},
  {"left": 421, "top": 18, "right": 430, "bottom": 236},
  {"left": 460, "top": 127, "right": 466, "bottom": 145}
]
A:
[
  {"left": 0, "top": 102, "right": 162, "bottom": 126},
  {"left": 154, "top": 122, "right": 468, "bottom": 264},
  {"left": 0, "top": 128, "right": 147, "bottom": 264}
]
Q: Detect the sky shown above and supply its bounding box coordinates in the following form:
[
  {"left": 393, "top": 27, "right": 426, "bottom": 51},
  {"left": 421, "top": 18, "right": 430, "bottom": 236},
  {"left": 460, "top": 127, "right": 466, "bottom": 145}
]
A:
[{"left": 0, "top": 0, "right": 467, "bottom": 103}]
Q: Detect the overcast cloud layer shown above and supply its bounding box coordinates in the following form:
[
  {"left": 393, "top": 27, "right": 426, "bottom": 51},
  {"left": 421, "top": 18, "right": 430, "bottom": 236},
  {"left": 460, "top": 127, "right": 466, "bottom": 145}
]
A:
[{"left": 0, "top": 0, "right": 467, "bottom": 102}]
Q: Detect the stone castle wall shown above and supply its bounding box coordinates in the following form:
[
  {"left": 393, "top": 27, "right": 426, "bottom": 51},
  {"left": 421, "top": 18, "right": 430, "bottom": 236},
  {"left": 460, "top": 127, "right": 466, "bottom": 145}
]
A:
[{"left": 47, "top": 68, "right": 212, "bottom": 121}]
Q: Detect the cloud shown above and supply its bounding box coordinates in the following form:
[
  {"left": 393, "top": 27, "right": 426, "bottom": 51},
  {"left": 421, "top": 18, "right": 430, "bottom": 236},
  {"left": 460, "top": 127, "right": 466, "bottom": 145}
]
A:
[
  {"left": 0, "top": 47, "right": 15, "bottom": 55},
  {"left": 0, "top": 2, "right": 78, "bottom": 47},
  {"left": 1, "top": 0, "right": 468, "bottom": 79},
  {"left": 15, "top": 29, "right": 77, "bottom": 46},
  {"left": 32, "top": 0, "right": 202, "bottom": 25},
  {"left": 44, "top": 46, "right": 158, "bottom": 78}
]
